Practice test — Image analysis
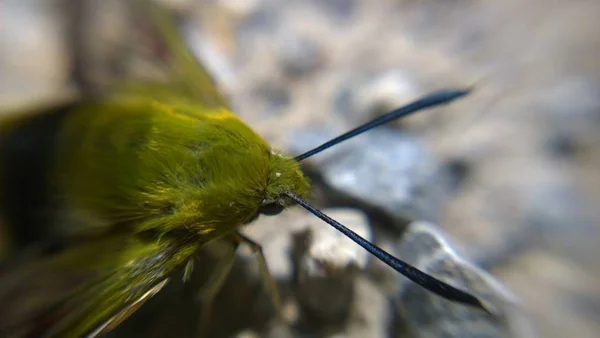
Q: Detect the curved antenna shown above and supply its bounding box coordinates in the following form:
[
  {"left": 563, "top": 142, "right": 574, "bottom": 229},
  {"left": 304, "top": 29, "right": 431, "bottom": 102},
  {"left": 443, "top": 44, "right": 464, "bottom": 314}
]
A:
[
  {"left": 294, "top": 88, "right": 471, "bottom": 162},
  {"left": 283, "top": 192, "right": 491, "bottom": 313}
]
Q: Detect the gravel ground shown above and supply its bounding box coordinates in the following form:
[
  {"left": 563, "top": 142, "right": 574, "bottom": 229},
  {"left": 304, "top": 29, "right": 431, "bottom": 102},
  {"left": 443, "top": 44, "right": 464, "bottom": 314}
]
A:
[{"left": 1, "top": 0, "right": 599, "bottom": 337}]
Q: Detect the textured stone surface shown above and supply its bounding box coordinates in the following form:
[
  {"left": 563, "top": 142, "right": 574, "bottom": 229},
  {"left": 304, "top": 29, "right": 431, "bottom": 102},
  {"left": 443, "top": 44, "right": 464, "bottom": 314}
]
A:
[
  {"left": 241, "top": 207, "right": 377, "bottom": 333},
  {"left": 290, "top": 127, "right": 449, "bottom": 223},
  {"left": 2, "top": 0, "right": 600, "bottom": 337},
  {"left": 291, "top": 208, "right": 371, "bottom": 324},
  {"left": 0, "top": 0, "right": 70, "bottom": 112},
  {"left": 394, "top": 221, "right": 533, "bottom": 338}
]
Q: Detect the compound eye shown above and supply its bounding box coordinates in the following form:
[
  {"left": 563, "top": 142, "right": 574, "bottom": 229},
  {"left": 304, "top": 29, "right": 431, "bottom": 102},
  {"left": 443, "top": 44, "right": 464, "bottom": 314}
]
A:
[{"left": 259, "top": 201, "right": 284, "bottom": 216}]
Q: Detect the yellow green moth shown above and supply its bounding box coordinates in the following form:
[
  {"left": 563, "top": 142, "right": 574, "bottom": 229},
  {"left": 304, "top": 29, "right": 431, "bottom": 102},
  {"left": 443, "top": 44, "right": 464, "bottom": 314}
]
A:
[{"left": 0, "top": 3, "right": 489, "bottom": 337}]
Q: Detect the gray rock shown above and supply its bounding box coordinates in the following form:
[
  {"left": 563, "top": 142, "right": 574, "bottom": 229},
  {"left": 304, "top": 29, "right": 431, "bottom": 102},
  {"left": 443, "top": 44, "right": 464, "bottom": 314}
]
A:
[
  {"left": 297, "top": 209, "right": 372, "bottom": 273},
  {"left": 240, "top": 207, "right": 378, "bottom": 333},
  {"left": 249, "top": 81, "right": 291, "bottom": 118},
  {"left": 332, "top": 276, "right": 391, "bottom": 338},
  {"left": 285, "top": 208, "right": 392, "bottom": 338},
  {"left": 333, "top": 69, "right": 423, "bottom": 128},
  {"left": 493, "top": 249, "right": 600, "bottom": 338},
  {"left": 290, "top": 127, "right": 448, "bottom": 223},
  {"left": 394, "top": 221, "right": 535, "bottom": 338},
  {"left": 310, "top": 0, "right": 358, "bottom": 21},
  {"left": 291, "top": 208, "right": 372, "bottom": 325},
  {"left": 277, "top": 33, "right": 324, "bottom": 77},
  {"left": 0, "top": 0, "right": 69, "bottom": 111}
]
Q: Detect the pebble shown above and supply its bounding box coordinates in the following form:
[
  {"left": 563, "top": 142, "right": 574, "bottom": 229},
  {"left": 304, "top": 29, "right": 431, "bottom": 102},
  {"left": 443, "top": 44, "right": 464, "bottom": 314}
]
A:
[
  {"left": 394, "top": 221, "right": 533, "bottom": 338},
  {"left": 0, "top": 0, "right": 69, "bottom": 111},
  {"left": 310, "top": 0, "right": 358, "bottom": 21},
  {"left": 290, "top": 127, "right": 448, "bottom": 223},
  {"left": 292, "top": 208, "right": 372, "bottom": 324},
  {"left": 334, "top": 69, "right": 422, "bottom": 128},
  {"left": 334, "top": 276, "right": 391, "bottom": 338},
  {"left": 277, "top": 33, "right": 324, "bottom": 78}
]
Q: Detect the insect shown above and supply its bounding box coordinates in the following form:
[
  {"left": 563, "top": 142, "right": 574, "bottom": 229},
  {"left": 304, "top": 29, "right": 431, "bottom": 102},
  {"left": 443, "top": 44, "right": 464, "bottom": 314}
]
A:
[{"left": 0, "top": 2, "right": 490, "bottom": 337}]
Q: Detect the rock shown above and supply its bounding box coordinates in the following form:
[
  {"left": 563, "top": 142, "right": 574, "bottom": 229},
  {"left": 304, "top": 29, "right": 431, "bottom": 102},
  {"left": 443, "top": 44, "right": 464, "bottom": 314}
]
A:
[
  {"left": 295, "top": 208, "right": 372, "bottom": 274},
  {"left": 0, "top": 0, "right": 69, "bottom": 111},
  {"left": 438, "top": 156, "right": 472, "bottom": 195},
  {"left": 520, "top": 165, "right": 599, "bottom": 265},
  {"left": 494, "top": 250, "right": 600, "bottom": 338},
  {"left": 394, "top": 221, "right": 534, "bottom": 338},
  {"left": 333, "top": 69, "right": 422, "bottom": 128},
  {"left": 332, "top": 276, "right": 391, "bottom": 338},
  {"left": 291, "top": 208, "right": 372, "bottom": 325},
  {"left": 277, "top": 33, "right": 324, "bottom": 77},
  {"left": 537, "top": 78, "right": 600, "bottom": 144},
  {"left": 240, "top": 207, "right": 311, "bottom": 282},
  {"left": 290, "top": 127, "right": 448, "bottom": 223},
  {"left": 241, "top": 207, "right": 378, "bottom": 334},
  {"left": 310, "top": 0, "right": 358, "bottom": 21},
  {"left": 218, "top": 0, "right": 264, "bottom": 18},
  {"left": 355, "top": 69, "right": 422, "bottom": 122}
]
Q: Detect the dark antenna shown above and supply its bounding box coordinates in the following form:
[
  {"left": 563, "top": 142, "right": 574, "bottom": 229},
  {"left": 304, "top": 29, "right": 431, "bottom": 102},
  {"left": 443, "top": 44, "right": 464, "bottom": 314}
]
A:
[
  {"left": 283, "top": 192, "right": 491, "bottom": 313},
  {"left": 294, "top": 88, "right": 471, "bottom": 162}
]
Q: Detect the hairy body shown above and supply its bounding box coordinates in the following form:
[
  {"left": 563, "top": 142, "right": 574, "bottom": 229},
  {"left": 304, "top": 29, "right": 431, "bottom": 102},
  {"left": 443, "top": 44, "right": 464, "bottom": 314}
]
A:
[{"left": 0, "top": 91, "right": 309, "bottom": 337}]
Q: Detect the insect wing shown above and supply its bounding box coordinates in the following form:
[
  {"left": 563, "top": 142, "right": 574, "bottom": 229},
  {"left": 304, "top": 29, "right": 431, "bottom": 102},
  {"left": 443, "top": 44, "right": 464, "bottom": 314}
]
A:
[
  {"left": 100, "top": 2, "right": 233, "bottom": 120},
  {"left": 0, "top": 234, "right": 199, "bottom": 338},
  {"left": 84, "top": 279, "right": 170, "bottom": 338},
  {"left": 133, "top": 2, "right": 230, "bottom": 110}
]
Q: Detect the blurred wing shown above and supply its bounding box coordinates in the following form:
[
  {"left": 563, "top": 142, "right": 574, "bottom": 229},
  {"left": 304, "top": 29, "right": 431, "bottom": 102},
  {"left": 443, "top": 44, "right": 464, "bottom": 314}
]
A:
[
  {"left": 101, "top": 2, "right": 232, "bottom": 119},
  {"left": 84, "top": 279, "right": 169, "bottom": 338},
  {"left": 0, "top": 234, "right": 199, "bottom": 338},
  {"left": 145, "top": 1, "right": 230, "bottom": 109}
]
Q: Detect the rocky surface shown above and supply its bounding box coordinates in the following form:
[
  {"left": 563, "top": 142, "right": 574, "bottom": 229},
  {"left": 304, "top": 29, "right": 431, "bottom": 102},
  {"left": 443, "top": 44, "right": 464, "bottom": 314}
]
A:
[
  {"left": 289, "top": 127, "right": 448, "bottom": 224},
  {"left": 2, "top": 0, "right": 600, "bottom": 337},
  {"left": 394, "top": 221, "right": 532, "bottom": 338}
]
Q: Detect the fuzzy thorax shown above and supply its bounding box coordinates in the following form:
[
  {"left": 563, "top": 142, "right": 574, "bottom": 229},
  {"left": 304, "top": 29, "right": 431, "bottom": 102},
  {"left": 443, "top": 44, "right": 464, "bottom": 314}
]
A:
[{"left": 265, "top": 153, "right": 311, "bottom": 205}]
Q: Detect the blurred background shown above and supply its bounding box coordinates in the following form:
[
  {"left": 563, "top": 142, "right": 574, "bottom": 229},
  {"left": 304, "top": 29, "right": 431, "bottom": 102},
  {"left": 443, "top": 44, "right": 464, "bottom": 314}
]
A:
[{"left": 1, "top": 0, "right": 599, "bottom": 337}]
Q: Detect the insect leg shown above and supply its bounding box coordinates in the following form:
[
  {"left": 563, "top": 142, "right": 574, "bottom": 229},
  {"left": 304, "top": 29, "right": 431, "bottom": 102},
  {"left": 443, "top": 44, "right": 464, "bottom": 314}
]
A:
[
  {"left": 196, "top": 239, "right": 239, "bottom": 337},
  {"left": 233, "top": 231, "right": 283, "bottom": 318}
]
